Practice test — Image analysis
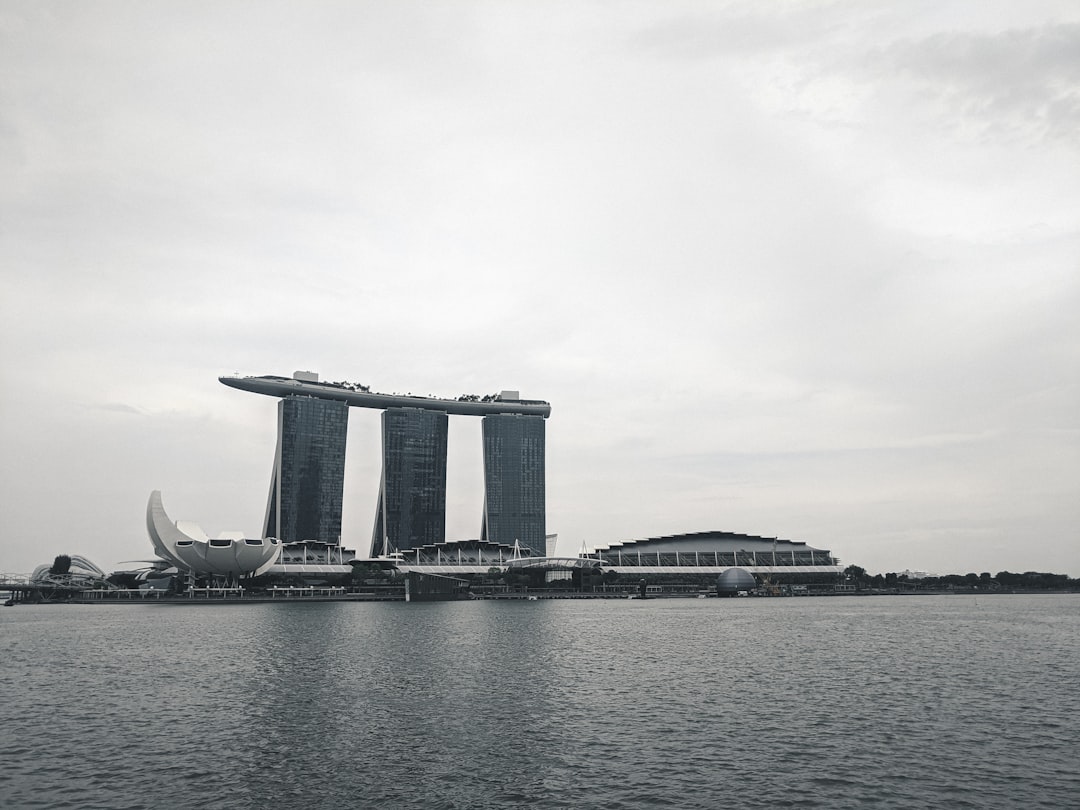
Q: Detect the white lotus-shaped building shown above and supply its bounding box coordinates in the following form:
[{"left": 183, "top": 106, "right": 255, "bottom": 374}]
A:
[{"left": 146, "top": 491, "right": 280, "bottom": 576}]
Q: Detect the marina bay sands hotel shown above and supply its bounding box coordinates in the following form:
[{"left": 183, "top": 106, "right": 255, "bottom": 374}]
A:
[{"left": 220, "top": 372, "right": 550, "bottom": 558}]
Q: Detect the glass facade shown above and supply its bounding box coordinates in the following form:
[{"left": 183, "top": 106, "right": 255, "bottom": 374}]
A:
[
  {"left": 371, "top": 407, "right": 448, "bottom": 556},
  {"left": 480, "top": 414, "right": 546, "bottom": 555},
  {"left": 263, "top": 396, "right": 348, "bottom": 544},
  {"left": 596, "top": 549, "right": 836, "bottom": 567},
  {"left": 394, "top": 539, "right": 539, "bottom": 567},
  {"left": 593, "top": 539, "right": 837, "bottom": 568}
]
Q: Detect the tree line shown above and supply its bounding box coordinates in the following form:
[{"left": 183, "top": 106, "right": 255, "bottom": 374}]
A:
[{"left": 843, "top": 565, "right": 1078, "bottom": 591}]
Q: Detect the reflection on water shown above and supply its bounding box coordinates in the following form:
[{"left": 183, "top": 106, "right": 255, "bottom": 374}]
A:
[{"left": 1, "top": 596, "right": 1078, "bottom": 809}]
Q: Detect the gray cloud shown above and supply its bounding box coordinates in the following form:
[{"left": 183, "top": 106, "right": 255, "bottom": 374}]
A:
[{"left": 871, "top": 23, "right": 1080, "bottom": 145}]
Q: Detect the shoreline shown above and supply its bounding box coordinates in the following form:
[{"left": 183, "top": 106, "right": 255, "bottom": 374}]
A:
[{"left": 5, "top": 588, "right": 1078, "bottom": 606}]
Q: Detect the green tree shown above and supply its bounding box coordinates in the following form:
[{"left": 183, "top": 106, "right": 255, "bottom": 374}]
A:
[{"left": 844, "top": 565, "right": 867, "bottom": 583}]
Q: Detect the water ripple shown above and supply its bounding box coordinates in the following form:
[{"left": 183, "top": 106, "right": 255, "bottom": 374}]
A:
[{"left": 1, "top": 595, "right": 1078, "bottom": 808}]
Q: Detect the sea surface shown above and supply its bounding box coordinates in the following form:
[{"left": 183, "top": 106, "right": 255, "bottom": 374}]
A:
[{"left": 1, "top": 594, "right": 1077, "bottom": 809}]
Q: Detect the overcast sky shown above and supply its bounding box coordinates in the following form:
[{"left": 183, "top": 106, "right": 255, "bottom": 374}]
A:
[{"left": 2, "top": 1, "right": 1078, "bottom": 577}]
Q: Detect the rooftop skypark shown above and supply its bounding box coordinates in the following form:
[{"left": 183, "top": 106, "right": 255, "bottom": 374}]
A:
[{"left": 220, "top": 372, "right": 551, "bottom": 418}]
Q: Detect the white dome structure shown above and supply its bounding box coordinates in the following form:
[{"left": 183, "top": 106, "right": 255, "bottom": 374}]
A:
[
  {"left": 146, "top": 491, "right": 280, "bottom": 577},
  {"left": 30, "top": 555, "right": 114, "bottom": 589}
]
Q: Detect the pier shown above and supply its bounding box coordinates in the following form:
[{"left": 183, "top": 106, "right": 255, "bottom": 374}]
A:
[{"left": 1, "top": 574, "right": 88, "bottom": 605}]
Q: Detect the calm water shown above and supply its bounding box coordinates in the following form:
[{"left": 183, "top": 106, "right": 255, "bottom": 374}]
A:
[{"left": 1, "top": 595, "right": 1077, "bottom": 809}]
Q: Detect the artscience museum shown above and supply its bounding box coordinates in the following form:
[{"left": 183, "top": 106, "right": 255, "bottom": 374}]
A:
[{"left": 146, "top": 491, "right": 280, "bottom": 578}]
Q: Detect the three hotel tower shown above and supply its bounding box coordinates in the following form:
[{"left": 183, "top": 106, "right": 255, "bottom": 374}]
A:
[{"left": 245, "top": 376, "right": 548, "bottom": 557}]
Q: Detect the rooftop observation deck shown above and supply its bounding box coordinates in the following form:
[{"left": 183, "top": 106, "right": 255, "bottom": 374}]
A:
[{"left": 220, "top": 374, "right": 552, "bottom": 417}]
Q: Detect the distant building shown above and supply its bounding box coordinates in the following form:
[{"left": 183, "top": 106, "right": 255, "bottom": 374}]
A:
[
  {"left": 385, "top": 530, "right": 842, "bottom": 585},
  {"left": 221, "top": 371, "right": 551, "bottom": 549},
  {"left": 898, "top": 569, "right": 932, "bottom": 580},
  {"left": 147, "top": 491, "right": 280, "bottom": 577},
  {"left": 264, "top": 395, "right": 348, "bottom": 544},
  {"left": 371, "top": 407, "right": 448, "bottom": 556},
  {"left": 146, "top": 490, "right": 356, "bottom": 579},
  {"left": 589, "top": 531, "right": 841, "bottom": 576},
  {"left": 480, "top": 413, "right": 546, "bottom": 555},
  {"left": 30, "top": 555, "right": 113, "bottom": 589},
  {"left": 149, "top": 372, "right": 843, "bottom": 592}
]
